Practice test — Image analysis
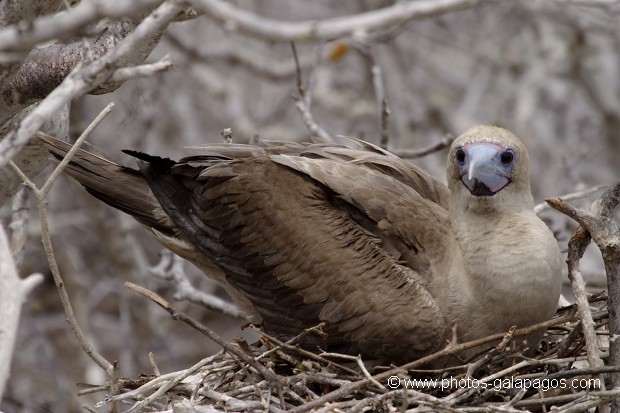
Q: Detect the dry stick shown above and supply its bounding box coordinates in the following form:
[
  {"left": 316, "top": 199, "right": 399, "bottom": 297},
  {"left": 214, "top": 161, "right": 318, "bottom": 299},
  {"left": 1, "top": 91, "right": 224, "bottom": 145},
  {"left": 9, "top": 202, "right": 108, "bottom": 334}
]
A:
[
  {"left": 290, "top": 42, "right": 334, "bottom": 143},
  {"left": 364, "top": 46, "right": 389, "bottom": 149},
  {"left": 304, "top": 42, "right": 324, "bottom": 111},
  {"left": 220, "top": 127, "right": 234, "bottom": 143},
  {"left": 547, "top": 182, "right": 620, "bottom": 412},
  {"left": 251, "top": 325, "right": 360, "bottom": 377},
  {"left": 512, "top": 389, "right": 620, "bottom": 409},
  {"left": 148, "top": 250, "right": 245, "bottom": 318},
  {"left": 9, "top": 103, "right": 119, "bottom": 410},
  {"left": 380, "top": 99, "right": 390, "bottom": 149},
  {"left": 110, "top": 56, "right": 174, "bottom": 83},
  {"left": 565, "top": 225, "right": 604, "bottom": 371},
  {"left": 117, "top": 357, "right": 218, "bottom": 413},
  {"left": 549, "top": 193, "right": 620, "bottom": 301},
  {"left": 124, "top": 282, "right": 283, "bottom": 386},
  {"left": 534, "top": 184, "right": 608, "bottom": 215},
  {"left": 391, "top": 135, "right": 454, "bottom": 159},
  {"left": 442, "top": 327, "right": 518, "bottom": 405},
  {"left": 9, "top": 103, "right": 114, "bottom": 371},
  {"left": 289, "top": 311, "right": 576, "bottom": 413}
]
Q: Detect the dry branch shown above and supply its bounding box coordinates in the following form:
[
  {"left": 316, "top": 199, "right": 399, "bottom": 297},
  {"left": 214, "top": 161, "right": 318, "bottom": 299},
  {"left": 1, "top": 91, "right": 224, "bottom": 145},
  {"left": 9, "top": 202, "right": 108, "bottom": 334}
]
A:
[
  {"left": 291, "top": 42, "right": 334, "bottom": 143},
  {"left": 547, "top": 180, "right": 620, "bottom": 411},
  {"left": 9, "top": 103, "right": 116, "bottom": 376},
  {"left": 124, "top": 282, "right": 282, "bottom": 385},
  {"left": 0, "top": 0, "right": 164, "bottom": 53},
  {"left": 392, "top": 135, "right": 454, "bottom": 159},
  {"left": 0, "top": 224, "right": 43, "bottom": 401},
  {"left": 194, "top": 0, "right": 478, "bottom": 42},
  {"left": 148, "top": 250, "right": 245, "bottom": 318},
  {"left": 0, "top": 0, "right": 184, "bottom": 207}
]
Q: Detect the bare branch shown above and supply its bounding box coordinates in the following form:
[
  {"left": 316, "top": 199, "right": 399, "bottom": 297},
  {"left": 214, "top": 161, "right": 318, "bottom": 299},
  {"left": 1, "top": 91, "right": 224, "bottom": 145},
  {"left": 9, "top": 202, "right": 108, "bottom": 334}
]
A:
[
  {"left": 534, "top": 184, "right": 608, "bottom": 215},
  {"left": 124, "top": 282, "right": 283, "bottom": 385},
  {"left": 392, "top": 135, "right": 454, "bottom": 159},
  {"left": 0, "top": 224, "right": 43, "bottom": 401},
  {"left": 165, "top": 32, "right": 313, "bottom": 80},
  {"left": 8, "top": 103, "right": 117, "bottom": 376},
  {"left": 148, "top": 250, "right": 245, "bottom": 319},
  {"left": 110, "top": 56, "right": 175, "bottom": 82},
  {"left": 291, "top": 42, "right": 333, "bottom": 142},
  {"left": 0, "top": 0, "right": 164, "bottom": 53},
  {"left": 194, "top": 0, "right": 478, "bottom": 42},
  {"left": 0, "top": 0, "right": 184, "bottom": 170},
  {"left": 546, "top": 181, "right": 620, "bottom": 411}
]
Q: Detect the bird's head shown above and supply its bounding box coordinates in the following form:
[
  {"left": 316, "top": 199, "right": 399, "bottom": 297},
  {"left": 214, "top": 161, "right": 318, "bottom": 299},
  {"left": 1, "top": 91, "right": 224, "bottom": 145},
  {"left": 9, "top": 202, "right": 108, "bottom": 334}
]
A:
[{"left": 447, "top": 125, "right": 533, "bottom": 213}]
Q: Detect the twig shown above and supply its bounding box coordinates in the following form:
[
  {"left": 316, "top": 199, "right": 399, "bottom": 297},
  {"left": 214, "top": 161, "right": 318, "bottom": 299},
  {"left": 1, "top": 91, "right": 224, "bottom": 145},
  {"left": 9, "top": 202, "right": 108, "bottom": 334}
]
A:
[
  {"left": 110, "top": 56, "right": 175, "bottom": 82},
  {"left": 148, "top": 250, "right": 245, "bottom": 318},
  {"left": 291, "top": 43, "right": 305, "bottom": 98},
  {"left": 9, "top": 103, "right": 116, "bottom": 379},
  {"left": 391, "top": 135, "right": 454, "bottom": 159},
  {"left": 358, "top": 44, "right": 390, "bottom": 149},
  {"left": 289, "top": 311, "right": 577, "bottom": 413},
  {"left": 252, "top": 325, "right": 359, "bottom": 376},
  {"left": 220, "top": 127, "right": 234, "bottom": 143},
  {"left": 534, "top": 184, "right": 608, "bottom": 215},
  {"left": 513, "top": 389, "right": 620, "bottom": 409},
  {"left": 148, "top": 352, "right": 161, "bottom": 377},
  {"left": 40, "top": 102, "right": 115, "bottom": 195},
  {"left": 290, "top": 42, "right": 334, "bottom": 142},
  {"left": 380, "top": 99, "right": 390, "bottom": 149},
  {"left": 124, "top": 282, "right": 283, "bottom": 385},
  {"left": 115, "top": 357, "right": 216, "bottom": 413},
  {"left": 304, "top": 42, "right": 324, "bottom": 110},
  {"left": 547, "top": 181, "right": 620, "bottom": 412},
  {"left": 166, "top": 32, "right": 312, "bottom": 80}
]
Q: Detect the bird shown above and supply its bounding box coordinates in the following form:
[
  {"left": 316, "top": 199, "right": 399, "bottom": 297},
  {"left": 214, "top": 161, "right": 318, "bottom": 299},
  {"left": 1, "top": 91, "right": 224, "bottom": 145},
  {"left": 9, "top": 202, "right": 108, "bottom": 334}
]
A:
[{"left": 38, "top": 125, "right": 562, "bottom": 364}]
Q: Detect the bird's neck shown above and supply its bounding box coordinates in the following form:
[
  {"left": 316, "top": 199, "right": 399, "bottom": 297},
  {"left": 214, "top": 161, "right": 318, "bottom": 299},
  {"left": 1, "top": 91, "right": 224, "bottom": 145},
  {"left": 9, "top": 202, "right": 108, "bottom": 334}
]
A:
[{"left": 446, "top": 205, "right": 560, "bottom": 341}]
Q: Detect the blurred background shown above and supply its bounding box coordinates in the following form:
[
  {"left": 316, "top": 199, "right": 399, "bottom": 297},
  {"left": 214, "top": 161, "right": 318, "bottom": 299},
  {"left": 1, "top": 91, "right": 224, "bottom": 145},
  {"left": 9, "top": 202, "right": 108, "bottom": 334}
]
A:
[{"left": 1, "top": 1, "right": 620, "bottom": 411}]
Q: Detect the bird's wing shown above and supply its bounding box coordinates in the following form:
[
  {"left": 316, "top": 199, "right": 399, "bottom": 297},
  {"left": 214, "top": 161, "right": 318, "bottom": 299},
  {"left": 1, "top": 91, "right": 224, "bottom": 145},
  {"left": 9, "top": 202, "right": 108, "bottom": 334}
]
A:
[
  {"left": 39, "top": 133, "right": 452, "bottom": 362},
  {"left": 135, "top": 144, "right": 452, "bottom": 362}
]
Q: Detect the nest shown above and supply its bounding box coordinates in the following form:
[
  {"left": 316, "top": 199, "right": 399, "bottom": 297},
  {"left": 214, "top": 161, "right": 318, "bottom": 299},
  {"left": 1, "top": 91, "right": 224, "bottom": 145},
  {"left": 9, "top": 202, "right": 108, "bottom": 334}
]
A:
[{"left": 81, "top": 289, "right": 618, "bottom": 413}]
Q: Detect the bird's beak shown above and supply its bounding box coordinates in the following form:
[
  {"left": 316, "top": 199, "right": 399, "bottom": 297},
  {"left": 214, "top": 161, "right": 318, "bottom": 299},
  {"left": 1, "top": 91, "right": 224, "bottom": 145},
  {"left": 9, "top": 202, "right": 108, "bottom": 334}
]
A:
[{"left": 457, "top": 143, "right": 513, "bottom": 196}]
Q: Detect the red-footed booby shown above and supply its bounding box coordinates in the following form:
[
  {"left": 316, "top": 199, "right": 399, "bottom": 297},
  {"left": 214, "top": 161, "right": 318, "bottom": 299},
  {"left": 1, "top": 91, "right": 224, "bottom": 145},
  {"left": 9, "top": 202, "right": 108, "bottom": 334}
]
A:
[{"left": 38, "top": 125, "right": 562, "bottom": 363}]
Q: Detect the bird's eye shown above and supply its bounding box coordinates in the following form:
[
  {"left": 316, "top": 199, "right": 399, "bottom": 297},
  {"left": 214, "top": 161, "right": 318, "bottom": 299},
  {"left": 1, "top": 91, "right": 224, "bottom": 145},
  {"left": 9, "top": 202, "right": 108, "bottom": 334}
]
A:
[
  {"left": 455, "top": 148, "right": 466, "bottom": 163},
  {"left": 500, "top": 150, "right": 514, "bottom": 165}
]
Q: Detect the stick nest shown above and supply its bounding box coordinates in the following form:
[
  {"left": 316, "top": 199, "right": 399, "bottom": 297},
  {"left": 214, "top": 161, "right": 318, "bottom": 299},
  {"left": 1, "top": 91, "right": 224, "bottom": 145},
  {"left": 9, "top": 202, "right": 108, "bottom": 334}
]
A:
[{"left": 84, "top": 293, "right": 617, "bottom": 413}]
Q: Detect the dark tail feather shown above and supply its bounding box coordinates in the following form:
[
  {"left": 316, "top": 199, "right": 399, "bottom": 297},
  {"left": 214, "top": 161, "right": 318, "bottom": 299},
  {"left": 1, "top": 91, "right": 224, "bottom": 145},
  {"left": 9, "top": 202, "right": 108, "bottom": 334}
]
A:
[{"left": 37, "top": 132, "right": 174, "bottom": 235}]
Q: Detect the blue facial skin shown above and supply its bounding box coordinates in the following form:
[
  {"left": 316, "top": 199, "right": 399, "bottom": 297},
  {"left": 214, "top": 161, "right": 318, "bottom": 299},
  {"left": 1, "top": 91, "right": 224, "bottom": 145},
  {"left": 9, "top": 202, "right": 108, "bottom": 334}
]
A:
[{"left": 454, "top": 143, "right": 515, "bottom": 197}]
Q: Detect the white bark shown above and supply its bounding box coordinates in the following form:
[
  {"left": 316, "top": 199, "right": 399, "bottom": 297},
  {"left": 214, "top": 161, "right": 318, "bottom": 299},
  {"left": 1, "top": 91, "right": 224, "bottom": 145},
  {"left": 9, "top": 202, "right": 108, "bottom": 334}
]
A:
[{"left": 0, "top": 225, "right": 43, "bottom": 401}]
